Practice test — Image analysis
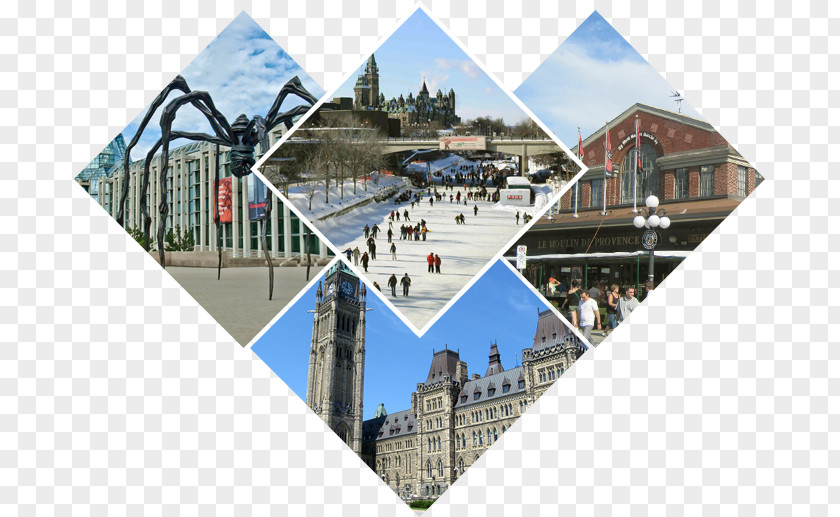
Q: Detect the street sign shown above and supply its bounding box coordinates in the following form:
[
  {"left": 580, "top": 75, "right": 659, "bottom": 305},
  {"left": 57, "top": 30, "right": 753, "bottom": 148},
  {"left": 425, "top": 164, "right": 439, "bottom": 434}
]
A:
[{"left": 516, "top": 245, "right": 527, "bottom": 270}]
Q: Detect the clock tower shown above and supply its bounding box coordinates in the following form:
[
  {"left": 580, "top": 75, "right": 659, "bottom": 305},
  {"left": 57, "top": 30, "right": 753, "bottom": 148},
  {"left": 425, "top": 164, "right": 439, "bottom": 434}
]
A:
[{"left": 306, "top": 261, "right": 367, "bottom": 455}]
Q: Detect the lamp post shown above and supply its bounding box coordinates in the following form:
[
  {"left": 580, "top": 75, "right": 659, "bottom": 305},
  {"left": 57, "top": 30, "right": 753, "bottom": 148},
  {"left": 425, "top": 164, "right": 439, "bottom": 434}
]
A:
[{"left": 632, "top": 195, "right": 671, "bottom": 283}]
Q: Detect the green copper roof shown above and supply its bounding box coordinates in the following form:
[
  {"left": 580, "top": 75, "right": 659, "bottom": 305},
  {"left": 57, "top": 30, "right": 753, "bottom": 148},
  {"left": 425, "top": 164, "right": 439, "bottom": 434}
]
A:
[{"left": 373, "top": 403, "right": 387, "bottom": 418}]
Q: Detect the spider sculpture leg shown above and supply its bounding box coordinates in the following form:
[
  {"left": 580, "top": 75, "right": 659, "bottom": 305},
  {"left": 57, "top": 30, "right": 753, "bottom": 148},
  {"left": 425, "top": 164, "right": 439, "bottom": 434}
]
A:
[
  {"left": 261, "top": 192, "right": 274, "bottom": 300},
  {"left": 155, "top": 91, "right": 236, "bottom": 267},
  {"left": 116, "top": 76, "right": 190, "bottom": 228}
]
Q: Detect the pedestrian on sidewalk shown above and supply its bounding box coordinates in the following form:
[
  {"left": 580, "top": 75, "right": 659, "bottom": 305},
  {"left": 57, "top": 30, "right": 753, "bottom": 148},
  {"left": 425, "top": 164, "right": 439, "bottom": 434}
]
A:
[
  {"left": 617, "top": 286, "right": 640, "bottom": 324},
  {"left": 400, "top": 273, "right": 411, "bottom": 296},
  {"left": 577, "top": 290, "right": 601, "bottom": 342},
  {"left": 388, "top": 274, "right": 398, "bottom": 297},
  {"left": 515, "top": 211, "right": 520, "bottom": 225}
]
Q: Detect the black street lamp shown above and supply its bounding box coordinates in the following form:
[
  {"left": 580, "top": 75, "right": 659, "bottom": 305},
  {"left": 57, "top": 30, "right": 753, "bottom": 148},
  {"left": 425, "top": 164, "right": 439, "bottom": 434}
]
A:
[{"left": 632, "top": 195, "right": 671, "bottom": 283}]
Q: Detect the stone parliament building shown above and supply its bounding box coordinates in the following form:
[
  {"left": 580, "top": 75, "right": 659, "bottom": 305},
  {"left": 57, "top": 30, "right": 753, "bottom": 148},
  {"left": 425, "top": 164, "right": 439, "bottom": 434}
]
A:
[{"left": 305, "top": 262, "right": 586, "bottom": 500}]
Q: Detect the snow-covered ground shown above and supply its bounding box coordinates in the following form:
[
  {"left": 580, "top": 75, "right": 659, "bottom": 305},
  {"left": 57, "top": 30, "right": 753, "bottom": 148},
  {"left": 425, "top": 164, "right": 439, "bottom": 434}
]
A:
[
  {"left": 284, "top": 172, "right": 408, "bottom": 220},
  {"left": 277, "top": 154, "right": 556, "bottom": 330},
  {"left": 320, "top": 186, "right": 547, "bottom": 330}
]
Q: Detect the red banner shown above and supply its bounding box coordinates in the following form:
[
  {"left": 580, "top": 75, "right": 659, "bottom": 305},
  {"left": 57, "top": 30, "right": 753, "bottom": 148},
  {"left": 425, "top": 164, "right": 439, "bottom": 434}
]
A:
[{"left": 215, "top": 177, "right": 233, "bottom": 223}]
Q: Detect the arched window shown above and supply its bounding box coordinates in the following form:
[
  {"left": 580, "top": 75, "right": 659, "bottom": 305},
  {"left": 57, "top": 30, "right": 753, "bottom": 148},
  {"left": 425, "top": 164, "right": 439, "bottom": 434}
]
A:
[
  {"left": 427, "top": 461, "right": 432, "bottom": 478},
  {"left": 621, "top": 143, "right": 659, "bottom": 204},
  {"left": 396, "top": 473, "right": 400, "bottom": 487},
  {"left": 458, "top": 457, "right": 465, "bottom": 474},
  {"left": 438, "top": 460, "right": 444, "bottom": 477},
  {"left": 437, "top": 437, "right": 441, "bottom": 450},
  {"left": 479, "top": 430, "right": 484, "bottom": 445},
  {"left": 494, "top": 428, "right": 498, "bottom": 442},
  {"left": 473, "top": 432, "right": 477, "bottom": 446},
  {"left": 502, "top": 425, "right": 506, "bottom": 434},
  {"left": 487, "top": 427, "right": 492, "bottom": 444}
]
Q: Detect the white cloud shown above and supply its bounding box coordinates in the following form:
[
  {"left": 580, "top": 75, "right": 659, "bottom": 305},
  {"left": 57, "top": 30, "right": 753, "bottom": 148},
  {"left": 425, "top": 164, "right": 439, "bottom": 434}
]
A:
[{"left": 516, "top": 41, "right": 702, "bottom": 145}]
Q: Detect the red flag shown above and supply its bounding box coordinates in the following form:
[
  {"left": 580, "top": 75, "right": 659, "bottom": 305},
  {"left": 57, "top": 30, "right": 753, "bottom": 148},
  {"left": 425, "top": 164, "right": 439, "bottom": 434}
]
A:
[
  {"left": 604, "top": 123, "right": 613, "bottom": 175},
  {"left": 578, "top": 129, "right": 584, "bottom": 160},
  {"left": 635, "top": 117, "right": 642, "bottom": 168}
]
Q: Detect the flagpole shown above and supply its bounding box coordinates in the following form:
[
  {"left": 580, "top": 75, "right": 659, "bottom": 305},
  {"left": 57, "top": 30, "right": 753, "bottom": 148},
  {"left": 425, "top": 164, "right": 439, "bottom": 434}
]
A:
[
  {"left": 574, "top": 126, "right": 581, "bottom": 218},
  {"left": 633, "top": 115, "right": 639, "bottom": 213},
  {"left": 602, "top": 121, "right": 608, "bottom": 216}
]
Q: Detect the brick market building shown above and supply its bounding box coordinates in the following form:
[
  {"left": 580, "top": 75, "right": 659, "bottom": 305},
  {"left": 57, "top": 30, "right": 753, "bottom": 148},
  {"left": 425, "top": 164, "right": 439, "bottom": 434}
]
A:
[{"left": 511, "top": 103, "right": 762, "bottom": 296}]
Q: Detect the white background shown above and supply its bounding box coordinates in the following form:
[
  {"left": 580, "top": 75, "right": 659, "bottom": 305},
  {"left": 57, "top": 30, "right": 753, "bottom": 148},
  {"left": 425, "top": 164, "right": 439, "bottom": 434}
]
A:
[{"left": 2, "top": 1, "right": 837, "bottom": 515}]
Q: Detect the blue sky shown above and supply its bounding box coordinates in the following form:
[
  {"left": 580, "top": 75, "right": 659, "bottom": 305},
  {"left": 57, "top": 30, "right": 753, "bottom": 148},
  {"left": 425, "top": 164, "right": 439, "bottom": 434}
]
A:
[
  {"left": 515, "top": 11, "right": 702, "bottom": 146},
  {"left": 252, "top": 260, "right": 561, "bottom": 419},
  {"left": 120, "top": 12, "right": 323, "bottom": 159},
  {"left": 333, "top": 9, "right": 530, "bottom": 125}
]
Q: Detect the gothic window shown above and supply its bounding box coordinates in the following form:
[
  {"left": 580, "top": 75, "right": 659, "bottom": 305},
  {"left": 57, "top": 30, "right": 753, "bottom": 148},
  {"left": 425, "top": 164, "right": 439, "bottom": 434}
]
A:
[
  {"left": 494, "top": 428, "right": 498, "bottom": 442},
  {"left": 621, "top": 143, "right": 659, "bottom": 203},
  {"left": 700, "top": 165, "right": 715, "bottom": 197},
  {"left": 502, "top": 425, "right": 506, "bottom": 434},
  {"left": 487, "top": 428, "right": 492, "bottom": 444},
  {"left": 427, "top": 461, "right": 432, "bottom": 478},
  {"left": 479, "top": 431, "right": 484, "bottom": 445},
  {"left": 438, "top": 460, "right": 443, "bottom": 477},
  {"left": 519, "top": 401, "right": 523, "bottom": 413},
  {"left": 396, "top": 473, "right": 400, "bottom": 487},
  {"left": 458, "top": 458, "right": 465, "bottom": 474},
  {"left": 473, "top": 432, "right": 477, "bottom": 446},
  {"left": 437, "top": 437, "right": 441, "bottom": 450}
]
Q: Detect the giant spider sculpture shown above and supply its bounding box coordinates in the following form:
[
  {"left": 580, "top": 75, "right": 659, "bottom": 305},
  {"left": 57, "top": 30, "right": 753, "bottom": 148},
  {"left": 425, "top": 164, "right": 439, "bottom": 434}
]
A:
[{"left": 114, "top": 74, "right": 319, "bottom": 300}]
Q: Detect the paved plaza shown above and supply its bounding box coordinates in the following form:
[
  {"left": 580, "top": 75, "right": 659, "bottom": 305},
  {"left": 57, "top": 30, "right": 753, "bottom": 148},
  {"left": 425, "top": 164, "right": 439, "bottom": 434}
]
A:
[{"left": 166, "top": 266, "right": 322, "bottom": 346}]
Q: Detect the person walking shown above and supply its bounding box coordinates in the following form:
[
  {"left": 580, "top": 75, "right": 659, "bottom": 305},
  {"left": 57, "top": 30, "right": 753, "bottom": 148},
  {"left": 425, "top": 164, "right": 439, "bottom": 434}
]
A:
[
  {"left": 426, "top": 252, "right": 435, "bottom": 273},
  {"left": 434, "top": 254, "right": 441, "bottom": 273},
  {"left": 404, "top": 209, "right": 410, "bottom": 221},
  {"left": 369, "top": 240, "right": 377, "bottom": 260},
  {"left": 421, "top": 226, "right": 428, "bottom": 241},
  {"left": 361, "top": 252, "right": 370, "bottom": 273},
  {"left": 429, "top": 197, "right": 434, "bottom": 207},
  {"left": 606, "top": 284, "right": 620, "bottom": 333},
  {"left": 400, "top": 273, "right": 411, "bottom": 296},
  {"left": 363, "top": 224, "right": 370, "bottom": 238},
  {"left": 473, "top": 204, "right": 478, "bottom": 216},
  {"left": 371, "top": 224, "right": 380, "bottom": 239},
  {"left": 387, "top": 228, "right": 393, "bottom": 243},
  {"left": 373, "top": 281, "right": 381, "bottom": 292},
  {"left": 562, "top": 279, "right": 581, "bottom": 327},
  {"left": 388, "top": 274, "right": 398, "bottom": 297},
  {"left": 390, "top": 242, "right": 397, "bottom": 260},
  {"left": 577, "top": 290, "right": 601, "bottom": 342},
  {"left": 343, "top": 248, "right": 352, "bottom": 261},
  {"left": 352, "top": 246, "right": 361, "bottom": 266},
  {"left": 395, "top": 210, "right": 400, "bottom": 221},
  {"left": 414, "top": 224, "right": 421, "bottom": 241},
  {"left": 515, "top": 211, "right": 520, "bottom": 225},
  {"left": 617, "top": 286, "right": 640, "bottom": 324}
]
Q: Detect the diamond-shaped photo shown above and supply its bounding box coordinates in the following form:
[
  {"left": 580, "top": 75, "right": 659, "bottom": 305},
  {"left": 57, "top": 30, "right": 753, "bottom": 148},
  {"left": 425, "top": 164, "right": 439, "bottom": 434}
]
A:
[
  {"left": 251, "top": 259, "right": 587, "bottom": 508},
  {"left": 73, "top": 13, "right": 333, "bottom": 346},
  {"left": 255, "top": 8, "right": 578, "bottom": 333},
  {"left": 509, "top": 13, "right": 764, "bottom": 345}
]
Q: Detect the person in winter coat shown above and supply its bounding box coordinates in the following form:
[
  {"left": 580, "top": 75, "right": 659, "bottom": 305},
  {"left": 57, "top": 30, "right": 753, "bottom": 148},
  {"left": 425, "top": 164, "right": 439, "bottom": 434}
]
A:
[
  {"left": 387, "top": 228, "right": 393, "bottom": 243},
  {"left": 427, "top": 252, "right": 435, "bottom": 273},
  {"left": 361, "top": 252, "right": 370, "bottom": 272},
  {"left": 368, "top": 239, "right": 377, "bottom": 260},
  {"left": 414, "top": 224, "right": 421, "bottom": 241},
  {"left": 434, "top": 254, "right": 441, "bottom": 273},
  {"left": 403, "top": 209, "right": 410, "bottom": 221},
  {"left": 390, "top": 242, "right": 397, "bottom": 260},
  {"left": 363, "top": 224, "right": 370, "bottom": 238},
  {"left": 371, "top": 224, "right": 380, "bottom": 239},
  {"left": 343, "top": 248, "right": 352, "bottom": 260},
  {"left": 515, "top": 211, "right": 520, "bottom": 225},
  {"left": 387, "top": 273, "right": 398, "bottom": 297},
  {"left": 473, "top": 204, "right": 478, "bottom": 216},
  {"left": 421, "top": 226, "right": 428, "bottom": 241},
  {"left": 352, "top": 246, "right": 361, "bottom": 266},
  {"left": 400, "top": 273, "right": 411, "bottom": 296},
  {"left": 373, "top": 281, "right": 381, "bottom": 292}
]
